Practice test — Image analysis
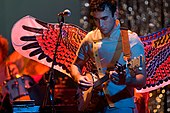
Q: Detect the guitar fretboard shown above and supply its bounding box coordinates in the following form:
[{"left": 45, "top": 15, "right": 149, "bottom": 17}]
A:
[{"left": 93, "top": 74, "right": 109, "bottom": 89}]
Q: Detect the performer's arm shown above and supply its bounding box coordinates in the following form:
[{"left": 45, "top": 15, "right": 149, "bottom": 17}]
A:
[{"left": 70, "top": 57, "right": 93, "bottom": 90}]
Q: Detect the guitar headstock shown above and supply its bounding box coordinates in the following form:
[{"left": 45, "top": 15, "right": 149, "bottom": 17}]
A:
[
  {"left": 128, "top": 55, "right": 144, "bottom": 70},
  {"left": 107, "top": 55, "right": 144, "bottom": 72}
]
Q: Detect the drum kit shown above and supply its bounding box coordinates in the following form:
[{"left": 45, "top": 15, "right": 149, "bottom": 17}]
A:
[
  {"left": 3, "top": 74, "right": 35, "bottom": 101},
  {"left": 1, "top": 74, "right": 40, "bottom": 113}
]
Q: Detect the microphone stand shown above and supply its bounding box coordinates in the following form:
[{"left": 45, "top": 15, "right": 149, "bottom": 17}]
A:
[{"left": 42, "top": 15, "right": 64, "bottom": 113}]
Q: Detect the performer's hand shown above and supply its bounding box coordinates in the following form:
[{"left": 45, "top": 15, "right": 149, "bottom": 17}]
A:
[
  {"left": 77, "top": 75, "right": 93, "bottom": 91},
  {"left": 109, "top": 70, "right": 126, "bottom": 85},
  {"left": 110, "top": 71, "right": 119, "bottom": 84}
]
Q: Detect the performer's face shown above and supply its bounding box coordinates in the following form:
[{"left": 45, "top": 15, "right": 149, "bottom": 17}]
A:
[
  {"left": 92, "top": 6, "right": 115, "bottom": 37},
  {"left": 8, "top": 63, "right": 19, "bottom": 77}
]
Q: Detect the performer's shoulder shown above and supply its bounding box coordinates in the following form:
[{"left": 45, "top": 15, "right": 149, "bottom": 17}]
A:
[
  {"left": 126, "top": 30, "right": 144, "bottom": 49},
  {"left": 84, "top": 29, "right": 100, "bottom": 42},
  {"left": 127, "top": 30, "right": 140, "bottom": 41}
]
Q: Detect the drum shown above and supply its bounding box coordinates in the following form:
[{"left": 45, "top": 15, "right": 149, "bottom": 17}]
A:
[{"left": 3, "top": 75, "right": 35, "bottom": 100}]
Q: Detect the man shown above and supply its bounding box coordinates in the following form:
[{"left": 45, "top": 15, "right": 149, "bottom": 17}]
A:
[
  {"left": 0, "top": 35, "right": 21, "bottom": 88},
  {"left": 0, "top": 35, "right": 13, "bottom": 113},
  {"left": 70, "top": 0, "right": 146, "bottom": 113},
  {"left": 0, "top": 35, "right": 9, "bottom": 85}
]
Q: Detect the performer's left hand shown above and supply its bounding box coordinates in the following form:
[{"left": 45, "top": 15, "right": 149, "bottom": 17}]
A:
[{"left": 109, "top": 70, "right": 126, "bottom": 85}]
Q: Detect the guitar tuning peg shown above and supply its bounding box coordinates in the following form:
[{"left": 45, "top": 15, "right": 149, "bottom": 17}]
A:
[{"left": 138, "top": 67, "right": 143, "bottom": 71}]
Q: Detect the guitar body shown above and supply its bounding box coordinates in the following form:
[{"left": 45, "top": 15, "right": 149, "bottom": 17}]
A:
[
  {"left": 76, "top": 55, "right": 144, "bottom": 111},
  {"left": 77, "top": 86, "right": 93, "bottom": 111},
  {"left": 77, "top": 72, "right": 101, "bottom": 112}
]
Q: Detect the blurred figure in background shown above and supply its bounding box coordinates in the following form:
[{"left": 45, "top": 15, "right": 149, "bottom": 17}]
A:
[
  {"left": 8, "top": 51, "right": 50, "bottom": 83},
  {"left": 0, "top": 34, "right": 49, "bottom": 107},
  {"left": 0, "top": 35, "right": 23, "bottom": 98},
  {"left": 0, "top": 35, "right": 10, "bottom": 88},
  {"left": 0, "top": 35, "right": 13, "bottom": 113}
]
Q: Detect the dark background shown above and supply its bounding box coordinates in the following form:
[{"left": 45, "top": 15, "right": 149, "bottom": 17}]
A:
[{"left": 0, "top": 0, "right": 81, "bottom": 54}]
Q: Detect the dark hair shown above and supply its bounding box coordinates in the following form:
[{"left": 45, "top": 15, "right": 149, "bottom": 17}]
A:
[
  {"left": 0, "top": 35, "right": 8, "bottom": 60},
  {"left": 90, "top": 0, "right": 117, "bottom": 16}
]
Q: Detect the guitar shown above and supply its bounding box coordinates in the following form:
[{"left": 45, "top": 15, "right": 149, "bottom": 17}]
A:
[{"left": 76, "top": 55, "right": 144, "bottom": 112}]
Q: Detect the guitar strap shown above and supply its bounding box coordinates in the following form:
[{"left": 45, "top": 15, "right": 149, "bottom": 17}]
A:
[
  {"left": 93, "top": 37, "right": 115, "bottom": 107},
  {"left": 106, "top": 33, "right": 123, "bottom": 71},
  {"left": 92, "top": 29, "right": 131, "bottom": 107},
  {"left": 121, "top": 29, "right": 131, "bottom": 61},
  {"left": 93, "top": 41, "right": 105, "bottom": 78},
  {"left": 107, "top": 29, "right": 131, "bottom": 70}
]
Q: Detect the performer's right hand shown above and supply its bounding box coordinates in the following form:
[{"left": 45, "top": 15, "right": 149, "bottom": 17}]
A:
[{"left": 77, "top": 75, "right": 93, "bottom": 91}]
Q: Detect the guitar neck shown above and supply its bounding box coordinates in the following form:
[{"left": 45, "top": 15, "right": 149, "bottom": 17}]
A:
[
  {"left": 93, "top": 74, "right": 109, "bottom": 89},
  {"left": 92, "top": 55, "right": 144, "bottom": 89},
  {"left": 93, "top": 64, "right": 128, "bottom": 88}
]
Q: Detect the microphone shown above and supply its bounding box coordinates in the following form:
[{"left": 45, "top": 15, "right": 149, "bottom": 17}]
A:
[{"left": 58, "top": 9, "right": 71, "bottom": 16}]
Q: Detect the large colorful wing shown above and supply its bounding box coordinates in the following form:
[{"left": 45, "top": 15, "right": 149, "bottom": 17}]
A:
[
  {"left": 137, "top": 26, "right": 170, "bottom": 93},
  {"left": 11, "top": 15, "right": 170, "bottom": 92},
  {"left": 11, "top": 15, "right": 88, "bottom": 77}
]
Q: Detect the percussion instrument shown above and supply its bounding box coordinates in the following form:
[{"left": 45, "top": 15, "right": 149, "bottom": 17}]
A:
[{"left": 3, "top": 75, "right": 35, "bottom": 100}]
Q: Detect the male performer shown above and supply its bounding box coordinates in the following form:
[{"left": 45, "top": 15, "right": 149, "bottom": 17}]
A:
[{"left": 70, "top": 0, "right": 146, "bottom": 113}]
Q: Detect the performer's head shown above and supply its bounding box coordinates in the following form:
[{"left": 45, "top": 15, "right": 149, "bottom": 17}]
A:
[
  {"left": 89, "top": 0, "right": 118, "bottom": 36},
  {"left": 0, "top": 35, "right": 9, "bottom": 63},
  {"left": 90, "top": 0, "right": 117, "bottom": 17}
]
